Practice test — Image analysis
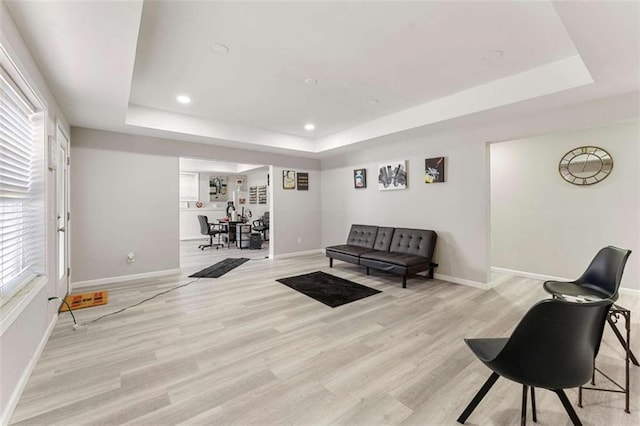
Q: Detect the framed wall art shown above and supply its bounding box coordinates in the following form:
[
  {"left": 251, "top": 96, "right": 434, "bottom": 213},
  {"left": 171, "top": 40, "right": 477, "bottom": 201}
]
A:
[
  {"left": 378, "top": 160, "right": 407, "bottom": 190},
  {"left": 354, "top": 169, "right": 366, "bottom": 188},
  {"left": 209, "top": 176, "right": 228, "bottom": 201},
  {"left": 258, "top": 185, "right": 267, "bottom": 204},
  {"left": 297, "top": 172, "right": 309, "bottom": 190},
  {"left": 424, "top": 157, "right": 445, "bottom": 183},
  {"left": 283, "top": 170, "right": 296, "bottom": 189}
]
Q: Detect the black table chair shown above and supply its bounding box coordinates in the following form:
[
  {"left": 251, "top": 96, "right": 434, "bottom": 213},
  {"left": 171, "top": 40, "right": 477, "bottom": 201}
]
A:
[
  {"left": 543, "top": 246, "right": 636, "bottom": 365},
  {"left": 197, "top": 215, "right": 223, "bottom": 250},
  {"left": 457, "top": 298, "right": 613, "bottom": 426},
  {"left": 252, "top": 211, "right": 269, "bottom": 241},
  {"left": 543, "top": 246, "right": 631, "bottom": 301}
]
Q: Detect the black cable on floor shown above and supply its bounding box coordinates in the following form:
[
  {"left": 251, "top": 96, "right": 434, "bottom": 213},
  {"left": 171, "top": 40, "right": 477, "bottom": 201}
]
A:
[
  {"left": 87, "top": 277, "right": 201, "bottom": 324},
  {"left": 48, "top": 296, "right": 79, "bottom": 328}
]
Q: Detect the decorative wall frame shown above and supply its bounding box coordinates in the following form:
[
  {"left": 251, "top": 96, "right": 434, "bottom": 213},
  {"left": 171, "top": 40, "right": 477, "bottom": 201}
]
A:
[
  {"left": 249, "top": 186, "right": 257, "bottom": 204},
  {"left": 209, "top": 176, "right": 228, "bottom": 201},
  {"left": 297, "top": 172, "right": 309, "bottom": 190},
  {"left": 424, "top": 157, "right": 445, "bottom": 183},
  {"left": 378, "top": 160, "right": 407, "bottom": 190},
  {"left": 283, "top": 170, "right": 296, "bottom": 189},
  {"left": 354, "top": 169, "right": 366, "bottom": 188},
  {"left": 258, "top": 185, "right": 267, "bottom": 204}
]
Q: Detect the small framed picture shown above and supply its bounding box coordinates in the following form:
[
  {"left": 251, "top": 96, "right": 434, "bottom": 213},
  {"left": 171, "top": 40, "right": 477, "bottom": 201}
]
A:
[
  {"left": 424, "top": 157, "right": 445, "bottom": 183},
  {"left": 297, "top": 172, "right": 309, "bottom": 190},
  {"left": 283, "top": 170, "right": 296, "bottom": 189},
  {"left": 354, "top": 169, "right": 366, "bottom": 188}
]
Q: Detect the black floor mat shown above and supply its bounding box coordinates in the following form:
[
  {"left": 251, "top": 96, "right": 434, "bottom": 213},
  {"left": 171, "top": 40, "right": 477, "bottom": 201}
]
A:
[
  {"left": 276, "top": 271, "right": 381, "bottom": 308},
  {"left": 189, "top": 258, "right": 250, "bottom": 278}
]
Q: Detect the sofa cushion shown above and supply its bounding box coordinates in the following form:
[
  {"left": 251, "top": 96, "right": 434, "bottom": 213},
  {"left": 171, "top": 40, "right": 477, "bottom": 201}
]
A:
[
  {"left": 360, "top": 251, "right": 430, "bottom": 267},
  {"left": 389, "top": 228, "right": 437, "bottom": 259},
  {"left": 345, "top": 224, "right": 379, "bottom": 249},
  {"left": 372, "top": 227, "right": 394, "bottom": 251},
  {"left": 325, "top": 245, "right": 376, "bottom": 257}
]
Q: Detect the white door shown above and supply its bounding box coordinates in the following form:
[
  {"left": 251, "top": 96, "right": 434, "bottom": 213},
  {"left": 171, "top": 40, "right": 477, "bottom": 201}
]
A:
[{"left": 56, "top": 126, "right": 70, "bottom": 297}]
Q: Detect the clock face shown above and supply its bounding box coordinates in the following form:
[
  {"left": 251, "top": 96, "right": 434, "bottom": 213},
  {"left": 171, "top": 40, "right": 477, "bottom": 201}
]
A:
[{"left": 559, "top": 146, "right": 613, "bottom": 185}]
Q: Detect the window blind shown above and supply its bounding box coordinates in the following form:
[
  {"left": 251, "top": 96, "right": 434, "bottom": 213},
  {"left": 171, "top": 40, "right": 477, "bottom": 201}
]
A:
[
  {"left": 179, "top": 172, "right": 198, "bottom": 201},
  {"left": 0, "top": 65, "right": 40, "bottom": 299}
]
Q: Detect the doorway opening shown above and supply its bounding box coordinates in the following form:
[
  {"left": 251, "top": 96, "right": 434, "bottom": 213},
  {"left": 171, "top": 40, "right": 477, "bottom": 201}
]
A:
[{"left": 178, "top": 157, "right": 273, "bottom": 271}]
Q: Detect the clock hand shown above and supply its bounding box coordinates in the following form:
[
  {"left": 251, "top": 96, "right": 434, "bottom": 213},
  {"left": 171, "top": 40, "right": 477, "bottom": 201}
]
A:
[{"left": 581, "top": 153, "right": 591, "bottom": 172}]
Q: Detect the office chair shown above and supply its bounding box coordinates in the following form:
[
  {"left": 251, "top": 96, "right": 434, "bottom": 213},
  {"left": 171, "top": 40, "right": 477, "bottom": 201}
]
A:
[
  {"left": 543, "top": 246, "right": 637, "bottom": 365},
  {"left": 457, "top": 298, "right": 613, "bottom": 426},
  {"left": 197, "top": 215, "right": 223, "bottom": 250},
  {"left": 252, "top": 211, "right": 269, "bottom": 241}
]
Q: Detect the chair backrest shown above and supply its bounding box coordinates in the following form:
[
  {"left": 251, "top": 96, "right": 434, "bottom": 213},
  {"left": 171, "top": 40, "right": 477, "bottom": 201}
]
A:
[
  {"left": 197, "top": 215, "right": 210, "bottom": 235},
  {"left": 495, "top": 298, "right": 612, "bottom": 389},
  {"left": 575, "top": 246, "right": 632, "bottom": 298}
]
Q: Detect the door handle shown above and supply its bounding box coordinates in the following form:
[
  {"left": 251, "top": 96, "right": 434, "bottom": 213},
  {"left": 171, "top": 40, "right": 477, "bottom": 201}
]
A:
[{"left": 58, "top": 227, "right": 65, "bottom": 232}]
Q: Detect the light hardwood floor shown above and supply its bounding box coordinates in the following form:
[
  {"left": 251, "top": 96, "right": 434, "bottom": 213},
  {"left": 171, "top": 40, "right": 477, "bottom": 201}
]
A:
[{"left": 9, "top": 250, "right": 640, "bottom": 425}]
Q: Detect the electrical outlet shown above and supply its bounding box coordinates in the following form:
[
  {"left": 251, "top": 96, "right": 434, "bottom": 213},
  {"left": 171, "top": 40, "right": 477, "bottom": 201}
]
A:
[
  {"left": 297, "top": 237, "right": 302, "bottom": 244},
  {"left": 127, "top": 252, "right": 135, "bottom": 264}
]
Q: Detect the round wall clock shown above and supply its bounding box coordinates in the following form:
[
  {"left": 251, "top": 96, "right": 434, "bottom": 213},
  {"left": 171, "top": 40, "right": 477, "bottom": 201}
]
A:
[{"left": 558, "top": 146, "right": 613, "bottom": 185}]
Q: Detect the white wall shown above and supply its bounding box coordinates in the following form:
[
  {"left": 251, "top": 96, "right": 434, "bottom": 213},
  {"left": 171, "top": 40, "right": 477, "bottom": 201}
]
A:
[
  {"left": 491, "top": 120, "right": 639, "bottom": 290},
  {"left": 321, "top": 136, "right": 488, "bottom": 285},
  {"left": 70, "top": 147, "right": 180, "bottom": 283},
  {"left": 321, "top": 92, "right": 639, "bottom": 287},
  {"left": 70, "top": 127, "right": 322, "bottom": 277},
  {"left": 0, "top": 1, "right": 71, "bottom": 422},
  {"left": 272, "top": 167, "right": 322, "bottom": 255}
]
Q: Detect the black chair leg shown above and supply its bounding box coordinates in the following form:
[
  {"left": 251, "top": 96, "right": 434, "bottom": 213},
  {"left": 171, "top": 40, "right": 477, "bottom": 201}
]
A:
[
  {"left": 554, "top": 389, "right": 582, "bottom": 426},
  {"left": 521, "top": 385, "right": 528, "bottom": 426},
  {"left": 457, "top": 372, "right": 500, "bottom": 424},
  {"left": 531, "top": 387, "right": 537, "bottom": 422},
  {"left": 329, "top": 258, "right": 333, "bottom": 268},
  {"left": 402, "top": 275, "right": 407, "bottom": 288}
]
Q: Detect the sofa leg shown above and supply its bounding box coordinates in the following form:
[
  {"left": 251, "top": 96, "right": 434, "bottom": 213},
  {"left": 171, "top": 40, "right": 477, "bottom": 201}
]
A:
[
  {"left": 329, "top": 258, "right": 333, "bottom": 268},
  {"left": 366, "top": 267, "right": 369, "bottom": 275},
  {"left": 428, "top": 263, "right": 438, "bottom": 279},
  {"left": 402, "top": 275, "right": 407, "bottom": 288}
]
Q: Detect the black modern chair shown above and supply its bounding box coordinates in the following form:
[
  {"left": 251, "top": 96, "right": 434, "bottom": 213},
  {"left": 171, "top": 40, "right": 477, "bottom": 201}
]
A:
[
  {"left": 543, "top": 246, "right": 632, "bottom": 301},
  {"left": 543, "top": 246, "right": 636, "bottom": 365},
  {"left": 197, "top": 215, "right": 223, "bottom": 250},
  {"left": 457, "top": 298, "right": 613, "bottom": 426},
  {"left": 252, "top": 211, "right": 269, "bottom": 241}
]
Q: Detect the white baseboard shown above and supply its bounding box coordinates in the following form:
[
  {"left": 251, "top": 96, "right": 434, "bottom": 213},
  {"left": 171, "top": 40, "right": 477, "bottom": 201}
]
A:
[
  {"left": 434, "top": 273, "right": 490, "bottom": 289},
  {"left": 492, "top": 267, "right": 640, "bottom": 294},
  {"left": 491, "top": 267, "right": 570, "bottom": 283},
  {"left": 274, "top": 249, "right": 324, "bottom": 259},
  {"left": 71, "top": 268, "right": 182, "bottom": 290},
  {"left": 619, "top": 287, "right": 640, "bottom": 296},
  {"left": 1, "top": 314, "right": 57, "bottom": 426}
]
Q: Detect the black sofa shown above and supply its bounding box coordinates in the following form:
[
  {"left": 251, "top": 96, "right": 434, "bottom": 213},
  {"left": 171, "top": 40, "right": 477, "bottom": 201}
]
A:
[{"left": 325, "top": 224, "right": 438, "bottom": 288}]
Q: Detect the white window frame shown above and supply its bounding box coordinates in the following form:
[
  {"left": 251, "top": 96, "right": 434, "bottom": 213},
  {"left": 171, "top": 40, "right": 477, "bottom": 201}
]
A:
[
  {"left": 179, "top": 172, "right": 199, "bottom": 202},
  {"left": 0, "top": 43, "right": 47, "bottom": 313}
]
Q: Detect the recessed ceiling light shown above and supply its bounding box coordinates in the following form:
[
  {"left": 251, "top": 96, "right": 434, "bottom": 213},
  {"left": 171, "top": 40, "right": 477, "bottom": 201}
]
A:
[
  {"left": 366, "top": 99, "right": 379, "bottom": 105},
  {"left": 210, "top": 42, "right": 230, "bottom": 54},
  {"left": 176, "top": 95, "right": 191, "bottom": 104},
  {"left": 304, "top": 78, "right": 318, "bottom": 85},
  {"left": 483, "top": 50, "right": 504, "bottom": 61},
  {"left": 304, "top": 123, "right": 315, "bottom": 131}
]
